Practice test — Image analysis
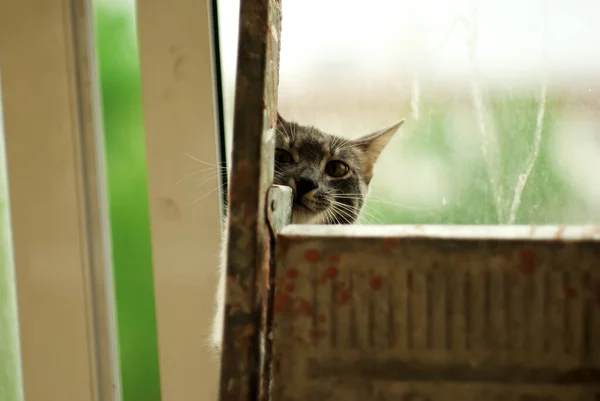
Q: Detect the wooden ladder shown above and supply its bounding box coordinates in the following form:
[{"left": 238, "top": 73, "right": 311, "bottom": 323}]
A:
[{"left": 219, "top": 1, "right": 600, "bottom": 400}]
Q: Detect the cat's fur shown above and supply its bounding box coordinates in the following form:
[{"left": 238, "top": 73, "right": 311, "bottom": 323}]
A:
[{"left": 211, "top": 113, "right": 403, "bottom": 350}]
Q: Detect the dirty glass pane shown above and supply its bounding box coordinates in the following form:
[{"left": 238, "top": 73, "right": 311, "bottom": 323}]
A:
[
  {"left": 0, "top": 72, "right": 24, "bottom": 401},
  {"left": 217, "top": 0, "right": 600, "bottom": 225}
]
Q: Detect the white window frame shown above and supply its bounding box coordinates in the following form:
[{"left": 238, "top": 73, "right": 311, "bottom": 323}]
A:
[{"left": 0, "top": 0, "right": 120, "bottom": 400}]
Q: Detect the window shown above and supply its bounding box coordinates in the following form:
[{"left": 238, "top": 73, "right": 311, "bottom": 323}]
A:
[{"left": 217, "top": 0, "right": 600, "bottom": 225}]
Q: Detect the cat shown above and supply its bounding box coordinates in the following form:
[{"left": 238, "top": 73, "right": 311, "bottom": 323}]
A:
[{"left": 211, "top": 113, "right": 404, "bottom": 351}]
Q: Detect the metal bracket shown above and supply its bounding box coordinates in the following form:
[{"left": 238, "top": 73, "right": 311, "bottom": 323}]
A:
[{"left": 266, "top": 185, "right": 293, "bottom": 235}]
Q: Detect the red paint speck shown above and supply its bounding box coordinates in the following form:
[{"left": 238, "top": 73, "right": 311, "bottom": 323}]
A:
[
  {"left": 431, "top": 261, "right": 440, "bottom": 270},
  {"left": 318, "top": 313, "right": 326, "bottom": 323},
  {"left": 309, "top": 328, "right": 327, "bottom": 341},
  {"left": 320, "top": 266, "right": 339, "bottom": 284},
  {"left": 274, "top": 291, "right": 292, "bottom": 314},
  {"left": 565, "top": 286, "right": 578, "bottom": 299},
  {"left": 296, "top": 297, "right": 313, "bottom": 316},
  {"left": 382, "top": 238, "right": 399, "bottom": 250},
  {"left": 285, "top": 269, "right": 298, "bottom": 279},
  {"left": 329, "top": 255, "right": 341, "bottom": 264},
  {"left": 336, "top": 289, "right": 351, "bottom": 306},
  {"left": 369, "top": 276, "right": 384, "bottom": 290},
  {"left": 304, "top": 249, "right": 321, "bottom": 263},
  {"left": 518, "top": 249, "right": 536, "bottom": 276},
  {"left": 283, "top": 282, "right": 295, "bottom": 293}
]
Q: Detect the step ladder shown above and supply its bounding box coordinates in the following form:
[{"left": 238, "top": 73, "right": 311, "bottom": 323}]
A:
[{"left": 219, "top": 1, "right": 600, "bottom": 400}]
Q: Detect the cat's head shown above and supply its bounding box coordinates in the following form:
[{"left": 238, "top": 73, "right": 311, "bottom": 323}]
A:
[{"left": 274, "top": 114, "right": 403, "bottom": 224}]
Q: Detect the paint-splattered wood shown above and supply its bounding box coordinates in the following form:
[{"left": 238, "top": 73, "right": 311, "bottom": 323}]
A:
[
  {"left": 219, "top": 0, "right": 281, "bottom": 400},
  {"left": 271, "top": 225, "right": 600, "bottom": 401}
]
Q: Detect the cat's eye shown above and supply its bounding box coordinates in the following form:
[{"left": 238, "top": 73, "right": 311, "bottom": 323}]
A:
[
  {"left": 275, "top": 149, "right": 294, "bottom": 164},
  {"left": 324, "top": 160, "right": 350, "bottom": 178}
]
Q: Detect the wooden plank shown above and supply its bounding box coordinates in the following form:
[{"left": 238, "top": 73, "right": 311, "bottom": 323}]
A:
[
  {"left": 218, "top": 0, "right": 282, "bottom": 400},
  {"left": 135, "top": 0, "right": 223, "bottom": 399},
  {"left": 0, "top": 0, "right": 120, "bottom": 400},
  {"left": 271, "top": 225, "right": 600, "bottom": 401}
]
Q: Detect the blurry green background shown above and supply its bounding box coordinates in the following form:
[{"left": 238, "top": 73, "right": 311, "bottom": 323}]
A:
[{"left": 94, "top": 2, "right": 161, "bottom": 401}]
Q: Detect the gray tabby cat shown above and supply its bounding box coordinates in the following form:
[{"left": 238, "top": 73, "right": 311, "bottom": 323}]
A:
[{"left": 211, "top": 113, "right": 403, "bottom": 350}]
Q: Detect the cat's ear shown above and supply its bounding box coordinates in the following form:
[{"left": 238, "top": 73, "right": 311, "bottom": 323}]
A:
[
  {"left": 354, "top": 120, "right": 404, "bottom": 167},
  {"left": 277, "top": 112, "right": 287, "bottom": 125}
]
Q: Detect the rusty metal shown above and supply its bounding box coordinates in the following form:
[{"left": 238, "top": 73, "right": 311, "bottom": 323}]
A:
[
  {"left": 219, "top": 0, "right": 282, "bottom": 400},
  {"left": 271, "top": 225, "right": 600, "bottom": 401},
  {"left": 261, "top": 185, "right": 293, "bottom": 399}
]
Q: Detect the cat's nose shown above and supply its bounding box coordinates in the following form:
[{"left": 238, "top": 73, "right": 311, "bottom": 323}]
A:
[{"left": 295, "top": 177, "right": 319, "bottom": 198}]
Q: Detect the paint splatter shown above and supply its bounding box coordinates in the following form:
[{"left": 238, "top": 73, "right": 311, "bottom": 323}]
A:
[
  {"left": 369, "top": 276, "right": 383, "bottom": 290},
  {"left": 320, "top": 266, "right": 339, "bottom": 284},
  {"left": 565, "top": 286, "right": 578, "bottom": 299},
  {"left": 285, "top": 269, "right": 298, "bottom": 279},
  {"left": 274, "top": 291, "right": 292, "bottom": 314},
  {"left": 382, "top": 238, "right": 399, "bottom": 250},
  {"left": 318, "top": 313, "right": 326, "bottom": 323},
  {"left": 304, "top": 249, "right": 321, "bottom": 263},
  {"left": 431, "top": 261, "right": 440, "bottom": 270},
  {"left": 336, "top": 289, "right": 351, "bottom": 306},
  {"left": 328, "top": 255, "right": 341, "bottom": 264},
  {"left": 296, "top": 297, "right": 313, "bottom": 316},
  {"left": 518, "top": 249, "right": 536, "bottom": 276},
  {"left": 283, "top": 282, "right": 295, "bottom": 293}
]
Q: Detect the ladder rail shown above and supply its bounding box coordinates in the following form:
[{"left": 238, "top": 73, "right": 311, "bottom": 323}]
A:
[{"left": 219, "top": 1, "right": 282, "bottom": 400}]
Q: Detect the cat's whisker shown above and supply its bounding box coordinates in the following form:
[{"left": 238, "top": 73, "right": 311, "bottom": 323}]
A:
[
  {"left": 186, "top": 180, "right": 227, "bottom": 207},
  {"left": 333, "top": 192, "right": 434, "bottom": 211},
  {"left": 176, "top": 166, "right": 227, "bottom": 185},
  {"left": 196, "top": 171, "right": 222, "bottom": 188},
  {"left": 328, "top": 198, "right": 385, "bottom": 224},
  {"left": 332, "top": 205, "right": 354, "bottom": 224},
  {"left": 183, "top": 152, "right": 224, "bottom": 168},
  {"left": 335, "top": 200, "right": 383, "bottom": 225},
  {"left": 277, "top": 124, "right": 292, "bottom": 141},
  {"left": 328, "top": 200, "right": 361, "bottom": 225},
  {"left": 328, "top": 209, "right": 338, "bottom": 225},
  {"left": 328, "top": 197, "right": 384, "bottom": 225},
  {"left": 321, "top": 202, "right": 340, "bottom": 225},
  {"left": 321, "top": 207, "right": 333, "bottom": 225},
  {"left": 327, "top": 194, "right": 388, "bottom": 223}
]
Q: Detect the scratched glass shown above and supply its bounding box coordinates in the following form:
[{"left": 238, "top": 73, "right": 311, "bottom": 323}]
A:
[{"left": 217, "top": 0, "right": 600, "bottom": 225}]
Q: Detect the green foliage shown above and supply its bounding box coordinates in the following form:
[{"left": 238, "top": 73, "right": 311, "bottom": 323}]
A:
[
  {"left": 94, "top": 4, "right": 162, "bottom": 401},
  {"left": 366, "top": 90, "right": 589, "bottom": 225}
]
